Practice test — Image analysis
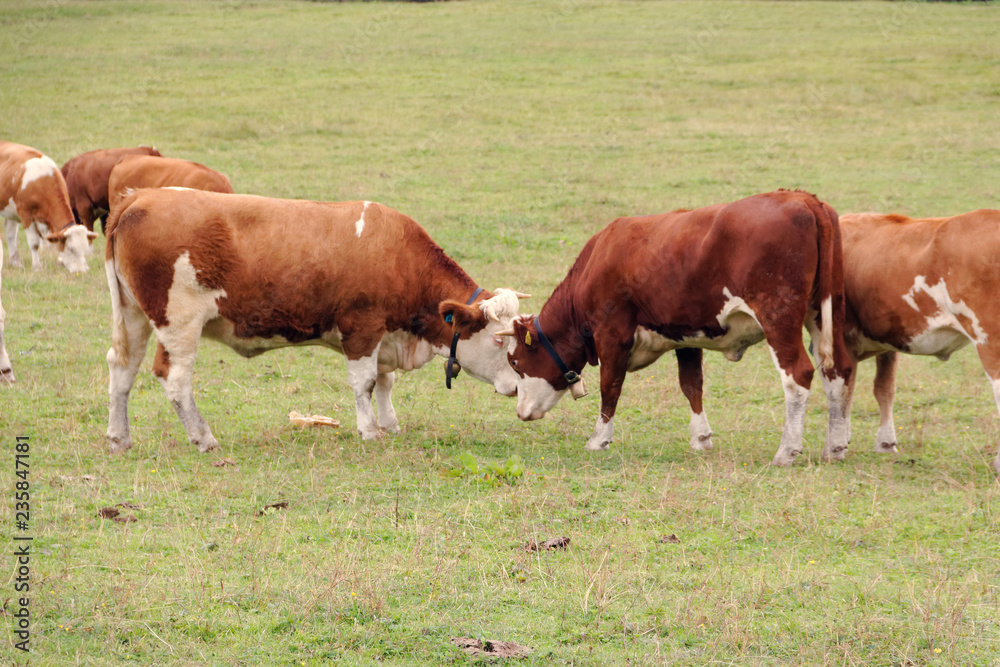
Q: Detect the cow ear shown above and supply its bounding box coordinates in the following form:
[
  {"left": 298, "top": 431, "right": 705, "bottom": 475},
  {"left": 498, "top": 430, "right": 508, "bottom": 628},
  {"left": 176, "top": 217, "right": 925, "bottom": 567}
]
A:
[
  {"left": 438, "top": 300, "right": 484, "bottom": 334},
  {"left": 46, "top": 231, "right": 66, "bottom": 248},
  {"left": 512, "top": 318, "right": 535, "bottom": 350}
]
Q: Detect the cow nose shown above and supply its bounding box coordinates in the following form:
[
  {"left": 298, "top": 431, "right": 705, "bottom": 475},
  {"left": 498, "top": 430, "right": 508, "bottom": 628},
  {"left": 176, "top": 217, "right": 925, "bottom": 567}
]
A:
[{"left": 517, "top": 408, "right": 542, "bottom": 422}]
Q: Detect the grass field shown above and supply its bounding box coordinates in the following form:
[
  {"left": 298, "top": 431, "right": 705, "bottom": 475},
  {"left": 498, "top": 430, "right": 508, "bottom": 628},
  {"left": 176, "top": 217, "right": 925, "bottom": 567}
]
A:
[{"left": 2, "top": 0, "right": 999, "bottom": 664}]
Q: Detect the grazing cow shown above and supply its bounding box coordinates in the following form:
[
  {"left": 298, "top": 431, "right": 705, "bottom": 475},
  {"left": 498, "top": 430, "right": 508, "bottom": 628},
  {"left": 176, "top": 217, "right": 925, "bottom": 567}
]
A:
[
  {"left": 104, "top": 188, "right": 528, "bottom": 453},
  {"left": 840, "top": 209, "right": 1000, "bottom": 474},
  {"left": 107, "top": 155, "right": 233, "bottom": 209},
  {"left": 1, "top": 141, "right": 95, "bottom": 273},
  {"left": 502, "top": 190, "right": 853, "bottom": 466},
  {"left": 61, "top": 146, "right": 162, "bottom": 233}
]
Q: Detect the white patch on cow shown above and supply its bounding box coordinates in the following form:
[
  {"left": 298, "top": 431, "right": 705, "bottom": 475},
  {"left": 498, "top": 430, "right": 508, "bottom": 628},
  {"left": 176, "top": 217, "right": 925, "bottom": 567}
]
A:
[
  {"left": 163, "top": 186, "right": 195, "bottom": 191},
  {"left": 628, "top": 327, "right": 675, "bottom": 371},
  {"left": 19, "top": 156, "right": 57, "bottom": 190},
  {"left": 767, "top": 346, "right": 810, "bottom": 466},
  {"left": 162, "top": 252, "right": 227, "bottom": 337},
  {"left": 902, "top": 275, "right": 986, "bottom": 358},
  {"left": 715, "top": 288, "right": 766, "bottom": 361},
  {"left": 515, "top": 375, "right": 566, "bottom": 421},
  {"left": 1, "top": 197, "right": 17, "bottom": 222},
  {"left": 585, "top": 414, "right": 614, "bottom": 451},
  {"left": 378, "top": 330, "right": 439, "bottom": 373},
  {"left": 355, "top": 201, "right": 371, "bottom": 238},
  {"left": 689, "top": 410, "right": 713, "bottom": 450}
]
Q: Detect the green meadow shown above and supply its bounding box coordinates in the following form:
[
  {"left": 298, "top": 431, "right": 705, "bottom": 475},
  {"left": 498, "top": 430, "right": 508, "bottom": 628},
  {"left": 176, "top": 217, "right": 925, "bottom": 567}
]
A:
[{"left": 2, "top": 0, "right": 999, "bottom": 664}]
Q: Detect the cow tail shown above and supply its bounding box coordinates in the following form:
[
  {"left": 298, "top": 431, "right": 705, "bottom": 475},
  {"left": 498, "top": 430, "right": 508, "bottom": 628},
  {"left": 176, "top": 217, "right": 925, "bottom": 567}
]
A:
[
  {"left": 814, "top": 200, "right": 839, "bottom": 370},
  {"left": 104, "top": 195, "right": 134, "bottom": 367}
]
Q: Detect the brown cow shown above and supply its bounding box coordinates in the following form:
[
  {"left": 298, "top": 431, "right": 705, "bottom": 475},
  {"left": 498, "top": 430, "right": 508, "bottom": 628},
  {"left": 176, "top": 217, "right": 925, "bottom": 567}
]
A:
[
  {"left": 107, "top": 155, "right": 234, "bottom": 210},
  {"left": 1, "top": 141, "right": 95, "bottom": 273},
  {"left": 104, "top": 188, "right": 528, "bottom": 453},
  {"left": 840, "top": 209, "right": 1000, "bottom": 474},
  {"left": 502, "top": 190, "right": 853, "bottom": 466},
  {"left": 61, "top": 146, "right": 162, "bottom": 232}
]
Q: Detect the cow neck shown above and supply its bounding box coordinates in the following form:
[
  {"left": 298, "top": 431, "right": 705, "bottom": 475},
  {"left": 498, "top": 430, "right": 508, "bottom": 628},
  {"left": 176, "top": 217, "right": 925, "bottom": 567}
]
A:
[
  {"left": 536, "top": 293, "right": 591, "bottom": 375},
  {"left": 412, "top": 271, "right": 483, "bottom": 350},
  {"left": 445, "top": 286, "right": 484, "bottom": 389}
]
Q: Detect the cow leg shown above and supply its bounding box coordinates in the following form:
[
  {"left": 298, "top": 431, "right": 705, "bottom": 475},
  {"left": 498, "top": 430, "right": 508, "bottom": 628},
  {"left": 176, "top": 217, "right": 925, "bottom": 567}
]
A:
[
  {"left": 766, "top": 341, "right": 815, "bottom": 467},
  {"left": 375, "top": 371, "right": 400, "bottom": 433},
  {"left": 346, "top": 345, "right": 382, "bottom": 440},
  {"left": 872, "top": 352, "right": 900, "bottom": 453},
  {"left": 76, "top": 199, "right": 97, "bottom": 254},
  {"left": 153, "top": 330, "right": 219, "bottom": 452},
  {"left": 676, "top": 348, "right": 713, "bottom": 451},
  {"left": 973, "top": 344, "right": 1000, "bottom": 475},
  {"left": 4, "top": 219, "right": 22, "bottom": 268},
  {"left": 106, "top": 305, "right": 153, "bottom": 453},
  {"left": 585, "top": 335, "right": 632, "bottom": 451},
  {"left": 0, "top": 264, "right": 12, "bottom": 383},
  {"left": 24, "top": 223, "right": 44, "bottom": 271}
]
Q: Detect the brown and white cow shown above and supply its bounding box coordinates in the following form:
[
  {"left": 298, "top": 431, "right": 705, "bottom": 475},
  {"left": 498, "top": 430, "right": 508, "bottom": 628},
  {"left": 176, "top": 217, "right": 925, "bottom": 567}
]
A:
[
  {"left": 502, "top": 190, "right": 853, "bottom": 466},
  {"left": 61, "top": 146, "right": 162, "bottom": 233},
  {"left": 104, "top": 188, "right": 528, "bottom": 453},
  {"left": 107, "top": 155, "right": 234, "bottom": 210},
  {"left": 840, "top": 209, "right": 1000, "bottom": 474},
  {"left": 1, "top": 141, "right": 96, "bottom": 273}
]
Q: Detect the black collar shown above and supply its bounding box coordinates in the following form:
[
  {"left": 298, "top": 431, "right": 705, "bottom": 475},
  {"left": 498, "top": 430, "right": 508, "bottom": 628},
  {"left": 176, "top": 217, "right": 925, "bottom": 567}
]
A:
[
  {"left": 533, "top": 315, "right": 584, "bottom": 388},
  {"left": 445, "top": 286, "right": 484, "bottom": 389}
]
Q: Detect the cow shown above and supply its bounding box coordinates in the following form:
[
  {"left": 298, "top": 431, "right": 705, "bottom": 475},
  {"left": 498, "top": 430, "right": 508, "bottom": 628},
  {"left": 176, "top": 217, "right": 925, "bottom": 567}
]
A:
[
  {"left": 1, "top": 141, "right": 95, "bottom": 273},
  {"left": 501, "top": 190, "right": 853, "bottom": 466},
  {"left": 840, "top": 209, "right": 1000, "bottom": 475},
  {"left": 61, "top": 146, "right": 162, "bottom": 233},
  {"left": 107, "top": 155, "right": 233, "bottom": 210},
  {"left": 104, "top": 188, "right": 529, "bottom": 453}
]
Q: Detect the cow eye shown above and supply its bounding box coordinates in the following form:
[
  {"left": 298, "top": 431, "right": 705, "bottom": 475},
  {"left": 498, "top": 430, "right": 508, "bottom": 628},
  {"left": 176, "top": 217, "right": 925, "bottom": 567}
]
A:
[{"left": 510, "top": 358, "right": 518, "bottom": 368}]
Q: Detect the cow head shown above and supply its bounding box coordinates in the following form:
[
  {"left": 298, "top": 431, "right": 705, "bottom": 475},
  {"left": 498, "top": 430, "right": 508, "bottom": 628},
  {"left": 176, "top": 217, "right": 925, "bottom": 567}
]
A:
[
  {"left": 501, "top": 316, "right": 588, "bottom": 421},
  {"left": 439, "top": 288, "right": 529, "bottom": 396},
  {"left": 47, "top": 224, "right": 97, "bottom": 273}
]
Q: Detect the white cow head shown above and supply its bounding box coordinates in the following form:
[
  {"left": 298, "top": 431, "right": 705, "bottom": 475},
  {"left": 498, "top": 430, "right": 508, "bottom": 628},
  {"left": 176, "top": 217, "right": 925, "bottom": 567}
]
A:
[
  {"left": 439, "top": 288, "right": 529, "bottom": 396},
  {"left": 48, "top": 224, "right": 97, "bottom": 273}
]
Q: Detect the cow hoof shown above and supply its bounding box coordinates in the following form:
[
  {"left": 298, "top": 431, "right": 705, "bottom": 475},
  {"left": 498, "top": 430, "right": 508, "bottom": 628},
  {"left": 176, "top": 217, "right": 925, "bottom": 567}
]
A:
[
  {"left": 690, "top": 434, "right": 714, "bottom": 451},
  {"left": 378, "top": 423, "right": 401, "bottom": 435},
  {"left": 359, "top": 428, "right": 382, "bottom": 440},
  {"left": 874, "top": 441, "right": 898, "bottom": 453},
  {"left": 770, "top": 450, "right": 801, "bottom": 467},
  {"left": 821, "top": 446, "right": 848, "bottom": 462},
  {"left": 197, "top": 439, "right": 220, "bottom": 453},
  {"left": 107, "top": 435, "right": 133, "bottom": 454},
  {"left": 584, "top": 439, "right": 611, "bottom": 451}
]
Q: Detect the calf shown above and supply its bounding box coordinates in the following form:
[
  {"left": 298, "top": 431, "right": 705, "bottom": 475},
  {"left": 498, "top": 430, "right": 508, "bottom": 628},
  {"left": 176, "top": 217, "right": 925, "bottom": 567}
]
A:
[
  {"left": 104, "top": 188, "right": 527, "bottom": 453},
  {"left": 107, "top": 155, "right": 233, "bottom": 210},
  {"left": 1, "top": 141, "right": 95, "bottom": 273},
  {"left": 61, "top": 146, "right": 162, "bottom": 232},
  {"left": 502, "top": 190, "right": 853, "bottom": 466},
  {"left": 840, "top": 209, "right": 1000, "bottom": 474}
]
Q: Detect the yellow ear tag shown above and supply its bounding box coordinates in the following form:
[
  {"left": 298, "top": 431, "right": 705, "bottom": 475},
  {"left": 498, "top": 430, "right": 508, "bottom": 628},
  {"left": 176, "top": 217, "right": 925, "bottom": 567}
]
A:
[{"left": 525, "top": 332, "right": 532, "bottom": 346}]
